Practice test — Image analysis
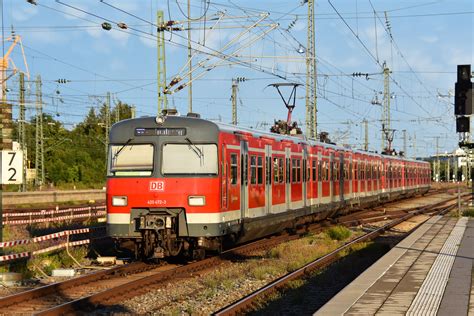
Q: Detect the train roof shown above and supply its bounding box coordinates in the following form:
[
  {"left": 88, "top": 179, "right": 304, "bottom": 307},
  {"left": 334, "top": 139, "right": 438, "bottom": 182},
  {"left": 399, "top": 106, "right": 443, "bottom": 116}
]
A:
[{"left": 111, "top": 115, "right": 427, "bottom": 165}]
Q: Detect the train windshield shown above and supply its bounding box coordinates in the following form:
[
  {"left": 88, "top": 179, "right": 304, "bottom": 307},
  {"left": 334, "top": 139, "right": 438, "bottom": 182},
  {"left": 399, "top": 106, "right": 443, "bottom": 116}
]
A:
[
  {"left": 162, "top": 143, "right": 218, "bottom": 175},
  {"left": 108, "top": 144, "right": 154, "bottom": 176}
]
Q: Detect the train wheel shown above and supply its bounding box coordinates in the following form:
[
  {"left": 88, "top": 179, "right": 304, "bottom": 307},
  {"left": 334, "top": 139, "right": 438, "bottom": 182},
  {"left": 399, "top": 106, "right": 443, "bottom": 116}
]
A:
[{"left": 192, "top": 249, "right": 206, "bottom": 260}]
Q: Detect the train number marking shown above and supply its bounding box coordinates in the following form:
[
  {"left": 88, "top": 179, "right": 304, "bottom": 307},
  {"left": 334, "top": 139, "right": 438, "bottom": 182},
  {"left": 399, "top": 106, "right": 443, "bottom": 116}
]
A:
[
  {"left": 147, "top": 199, "right": 167, "bottom": 205},
  {"left": 149, "top": 181, "right": 165, "bottom": 191}
]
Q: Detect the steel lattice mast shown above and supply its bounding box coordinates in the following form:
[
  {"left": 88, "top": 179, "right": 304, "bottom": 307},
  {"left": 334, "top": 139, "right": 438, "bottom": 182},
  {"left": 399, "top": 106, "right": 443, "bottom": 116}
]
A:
[
  {"left": 305, "top": 0, "right": 317, "bottom": 139},
  {"left": 382, "top": 62, "right": 391, "bottom": 151},
  {"left": 157, "top": 10, "right": 168, "bottom": 114},
  {"left": 35, "top": 75, "right": 44, "bottom": 187}
]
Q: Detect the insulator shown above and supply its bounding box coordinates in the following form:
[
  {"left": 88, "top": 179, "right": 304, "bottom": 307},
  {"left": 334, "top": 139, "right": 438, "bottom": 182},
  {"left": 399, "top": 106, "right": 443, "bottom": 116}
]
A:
[
  {"left": 101, "top": 22, "right": 112, "bottom": 31},
  {"left": 117, "top": 22, "right": 128, "bottom": 29},
  {"left": 169, "top": 77, "right": 180, "bottom": 87}
]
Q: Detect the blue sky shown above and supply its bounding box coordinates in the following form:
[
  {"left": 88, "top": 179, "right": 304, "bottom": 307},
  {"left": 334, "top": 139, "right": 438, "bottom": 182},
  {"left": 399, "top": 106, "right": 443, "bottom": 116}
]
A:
[{"left": 2, "top": 0, "right": 473, "bottom": 157}]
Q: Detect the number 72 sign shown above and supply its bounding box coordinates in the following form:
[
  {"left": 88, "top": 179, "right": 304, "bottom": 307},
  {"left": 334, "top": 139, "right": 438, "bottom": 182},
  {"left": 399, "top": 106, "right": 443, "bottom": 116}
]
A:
[{"left": 1, "top": 151, "right": 24, "bottom": 185}]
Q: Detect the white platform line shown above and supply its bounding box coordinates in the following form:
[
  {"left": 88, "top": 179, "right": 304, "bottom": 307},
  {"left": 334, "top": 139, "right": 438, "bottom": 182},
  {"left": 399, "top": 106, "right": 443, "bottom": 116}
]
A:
[{"left": 406, "top": 217, "right": 468, "bottom": 316}]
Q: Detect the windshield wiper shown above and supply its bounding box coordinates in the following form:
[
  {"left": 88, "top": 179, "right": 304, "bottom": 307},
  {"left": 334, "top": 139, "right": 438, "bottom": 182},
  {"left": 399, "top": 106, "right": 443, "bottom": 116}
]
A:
[
  {"left": 185, "top": 137, "right": 203, "bottom": 159},
  {"left": 113, "top": 138, "right": 133, "bottom": 160}
]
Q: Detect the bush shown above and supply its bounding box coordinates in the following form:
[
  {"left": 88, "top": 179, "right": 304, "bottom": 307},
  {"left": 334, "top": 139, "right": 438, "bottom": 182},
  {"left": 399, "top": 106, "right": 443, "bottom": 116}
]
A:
[
  {"left": 462, "top": 208, "right": 474, "bottom": 217},
  {"left": 325, "top": 226, "right": 352, "bottom": 241}
]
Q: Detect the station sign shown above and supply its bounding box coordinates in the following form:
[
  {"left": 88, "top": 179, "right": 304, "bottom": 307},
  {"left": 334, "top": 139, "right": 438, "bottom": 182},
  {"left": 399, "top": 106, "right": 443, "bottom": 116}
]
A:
[{"left": 1, "top": 150, "right": 24, "bottom": 185}]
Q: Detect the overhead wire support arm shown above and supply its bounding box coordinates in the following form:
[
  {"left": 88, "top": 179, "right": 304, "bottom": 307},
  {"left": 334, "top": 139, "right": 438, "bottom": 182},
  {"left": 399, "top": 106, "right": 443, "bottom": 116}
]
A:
[
  {"left": 165, "top": 12, "right": 269, "bottom": 91},
  {"left": 164, "top": 19, "right": 278, "bottom": 95}
]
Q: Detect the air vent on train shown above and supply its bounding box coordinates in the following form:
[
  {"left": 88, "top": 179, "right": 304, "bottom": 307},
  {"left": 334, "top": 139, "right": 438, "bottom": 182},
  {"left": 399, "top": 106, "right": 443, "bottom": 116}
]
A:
[
  {"left": 162, "top": 108, "right": 179, "bottom": 116},
  {"left": 187, "top": 112, "right": 201, "bottom": 118}
]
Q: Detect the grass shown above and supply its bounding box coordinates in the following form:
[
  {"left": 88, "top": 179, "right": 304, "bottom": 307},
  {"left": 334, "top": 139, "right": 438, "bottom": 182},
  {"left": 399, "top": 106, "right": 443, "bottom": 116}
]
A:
[
  {"left": 251, "top": 264, "right": 282, "bottom": 280},
  {"left": 325, "top": 225, "right": 352, "bottom": 241},
  {"left": 462, "top": 208, "right": 474, "bottom": 217}
]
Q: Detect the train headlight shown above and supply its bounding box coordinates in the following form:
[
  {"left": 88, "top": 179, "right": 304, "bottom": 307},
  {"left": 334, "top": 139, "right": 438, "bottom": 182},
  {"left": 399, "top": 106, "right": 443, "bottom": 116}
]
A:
[
  {"left": 155, "top": 115, "right": 165, "bottom": 125},
  {"left": 188, "top": 196, "right": 206, "bottom": 206},
  {"left": 112, "top": 196, "right": 128, "bottom": 206}
]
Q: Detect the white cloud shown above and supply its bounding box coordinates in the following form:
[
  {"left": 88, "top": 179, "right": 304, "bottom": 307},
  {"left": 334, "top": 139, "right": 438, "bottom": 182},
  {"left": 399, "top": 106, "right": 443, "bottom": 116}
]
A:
[
  {"left": 91, "top": 39, "right": 111, "bottom": 54},
  {"left": 108, "top": 28, "right": 131, "bottom": 45},
  {"left": 420, "top": 36, "right": 439, "bottom": 44},
  {"left": 139, "top": 35, "right": 157, "bottom": 48},
  {"left": 11, "top": 5, "right": 38, "bottom": 22},
  {"left": 29, "top": 30, "right": 68, "bottom": 44},
  {"left": 60, "top": 2, "right": 88, "bottom": 21},
  {"left": 86, "top": 27, "right": 102, "bottom": 39},
  {"left": 109, "top": 58, "right": 126, "bottom": 71}
]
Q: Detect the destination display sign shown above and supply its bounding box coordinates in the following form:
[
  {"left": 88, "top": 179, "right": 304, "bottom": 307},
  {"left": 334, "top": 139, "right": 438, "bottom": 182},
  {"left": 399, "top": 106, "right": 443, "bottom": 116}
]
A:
[{"left": 135, "top": 128, "right": 187, "bottom": 137}]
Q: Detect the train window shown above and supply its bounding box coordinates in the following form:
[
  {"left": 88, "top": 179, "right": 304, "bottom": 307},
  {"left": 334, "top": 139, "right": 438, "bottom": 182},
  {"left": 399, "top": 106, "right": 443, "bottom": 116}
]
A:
[
  {"left": 292, "top": 159, "right": 297, "bottom": 183},
  {"left": 266, "top": 157, "right": 271, "bottom": 185},
  {"left": 312, "top": 160, "right": 317, "bottom": 181},
  {"left": 250, "top": 155, "right": 257, "bottom": 184},
  {"left": 324, "top": 161, "right": 329, "bottom": 181},
  {"left": 305, "top": 160, "right": 311, "bottom": 182},
  {"left": 273, "top": 158, "right": 279, "bottom": 183},
  {"left": 109, "top": 144, "right": 154, "bottom": 176},
  {"left": 321, "top": 161, "right": 325, "bottom": 181},
  {"left": 318, "top": 160, "right": 322, "bottom": 181},
  {"left": 230, "top": 154, "right": 238, "bottom": 185},
  {"left": 162, "top": 144, "right": 218, "bottom": 175},
  {"left": 330, "top": 161, "right": 334, "bottom": 181},
  {"left": 257, "top": 156, "right": 264, "bottom": 185},
  {"left": 286, "top": 158, "right": 290, "bottom": 183},
  {"left": 297, "top": 159, "right": 301, "bottom": 182},
  {"left": 279, "top": 158, "right": 284, "bottom": 183}
]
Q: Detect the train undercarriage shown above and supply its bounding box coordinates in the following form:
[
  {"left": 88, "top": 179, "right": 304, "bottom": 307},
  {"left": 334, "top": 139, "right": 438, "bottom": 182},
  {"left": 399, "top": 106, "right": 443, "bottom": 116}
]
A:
[{"left": 122, "top": 211, "right": 223, "bottom": 260}]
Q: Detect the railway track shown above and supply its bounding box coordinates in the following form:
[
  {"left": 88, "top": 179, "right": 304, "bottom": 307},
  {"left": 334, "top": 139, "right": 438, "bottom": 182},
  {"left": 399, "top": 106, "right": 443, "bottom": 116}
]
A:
[
  {"left": 0, "top": 190, "right": 463, "bottom": 315},
  {"left": 214, "top": 196, "right": 467, "bottom": 315}
]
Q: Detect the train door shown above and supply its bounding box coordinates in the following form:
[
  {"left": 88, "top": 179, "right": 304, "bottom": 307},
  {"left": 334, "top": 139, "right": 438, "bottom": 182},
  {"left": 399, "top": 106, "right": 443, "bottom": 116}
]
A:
[
  {"left": 348, "top": 154, "right": 353, "bottom": 198},
  {"left": 240, "top": 140, "right": 248, "bottom": 218},
  {"left": 339, "top": 153, "right": 344, "bottom": 202},
  {"left": 330, "top": 152, "right": 335, "bottom": 203},
  {"left": 265, "top": 145, "right": 272, "bottom": 214},
  {"left": 285, "top": 147, "right": 291, "bottom": 210},
  {"left": 303, "top": 146, "right": 308, "bottom": 208},
  {"left": 226, "top": 148, "right": 240, "bottom": 214},
  {"left": 318, "top": 151, "right": 322, "bottom": 205},
  {"left": 353, "top": 157, "right": 358, "bottom": 198},
  {"left": 271, "top": 154, "right": 285, "bottom": 213}
]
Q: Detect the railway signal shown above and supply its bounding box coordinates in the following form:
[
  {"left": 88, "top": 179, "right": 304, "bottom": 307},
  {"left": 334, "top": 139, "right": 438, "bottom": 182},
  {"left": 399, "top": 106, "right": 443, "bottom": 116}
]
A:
[
  {"left": 455, "top": 64, "right": 473, "bottom": 149},
  {"left": 454, "top": 65, "right": 473, "bottom": 115}
]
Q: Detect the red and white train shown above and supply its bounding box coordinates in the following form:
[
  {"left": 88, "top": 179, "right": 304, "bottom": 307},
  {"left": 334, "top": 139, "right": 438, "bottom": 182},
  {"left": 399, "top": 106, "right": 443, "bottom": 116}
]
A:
[{"left": 106, "top": 112, "right": 431, "bottom": 258}]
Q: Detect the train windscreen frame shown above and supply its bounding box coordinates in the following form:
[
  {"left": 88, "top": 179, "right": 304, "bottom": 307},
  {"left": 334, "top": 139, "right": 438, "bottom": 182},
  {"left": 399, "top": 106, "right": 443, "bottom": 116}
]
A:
[
  {"left": 161, "top": 143, "right": 218, "bottom": 175},
  {"left": 108, "top": 143, "right": 154, "bottom": 176}
]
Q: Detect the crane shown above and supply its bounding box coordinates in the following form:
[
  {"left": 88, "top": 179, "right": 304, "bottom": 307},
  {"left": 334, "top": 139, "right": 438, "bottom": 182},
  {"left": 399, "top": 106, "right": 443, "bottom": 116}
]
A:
[
  {"left": 1, "top": 34, "right": 30, "bottom": 150},
  {"left": 1, "top": 34, "right": 30, "bottom": 97}
]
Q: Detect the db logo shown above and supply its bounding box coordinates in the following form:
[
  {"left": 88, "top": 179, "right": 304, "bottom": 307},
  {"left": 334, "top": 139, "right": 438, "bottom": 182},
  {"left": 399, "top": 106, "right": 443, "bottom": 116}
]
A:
[{"left": 149, "top": 181, "right": 165, "bottom": 191}]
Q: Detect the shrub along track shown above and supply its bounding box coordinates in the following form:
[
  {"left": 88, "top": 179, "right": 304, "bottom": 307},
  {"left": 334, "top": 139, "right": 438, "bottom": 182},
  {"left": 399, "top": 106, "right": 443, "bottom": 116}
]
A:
[{"left": 0, "top": 190, "right": 462, "bottom": 315}]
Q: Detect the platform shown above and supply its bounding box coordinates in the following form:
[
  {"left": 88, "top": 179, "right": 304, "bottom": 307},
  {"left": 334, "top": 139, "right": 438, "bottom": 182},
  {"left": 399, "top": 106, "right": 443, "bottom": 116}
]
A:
[{"left": 316, "top": 215, "right": 473, "bottom": 315}]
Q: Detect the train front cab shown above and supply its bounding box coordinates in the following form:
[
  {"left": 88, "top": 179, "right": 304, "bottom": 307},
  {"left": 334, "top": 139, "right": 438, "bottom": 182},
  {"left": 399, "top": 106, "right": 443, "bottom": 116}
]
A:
[{"left": 107, "top": 116, "right": 233, "bottom": 258}]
